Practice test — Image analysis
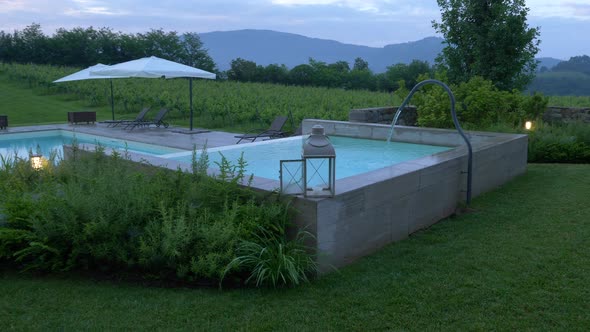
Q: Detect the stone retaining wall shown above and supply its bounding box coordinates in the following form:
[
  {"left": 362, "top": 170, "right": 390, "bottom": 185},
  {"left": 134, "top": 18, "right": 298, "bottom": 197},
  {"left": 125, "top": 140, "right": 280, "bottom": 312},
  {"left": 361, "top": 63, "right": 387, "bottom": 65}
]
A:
[
  {"left": 543, "top": 106, "right": 590, "bottom": 123},
  {"left": 349, "top": 106, "right": 418, "bottom": 126},
  {"left": 350, "top": 105, "right": 590, "bottom": 126}
]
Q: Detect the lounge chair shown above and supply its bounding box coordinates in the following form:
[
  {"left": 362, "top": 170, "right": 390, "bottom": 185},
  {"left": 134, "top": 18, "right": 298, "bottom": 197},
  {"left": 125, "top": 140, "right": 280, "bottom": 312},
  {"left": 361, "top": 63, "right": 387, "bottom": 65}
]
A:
[
  {"left": 126, "top": 108, "right": 169, "bottom": 130},
  {"left": 101, "top": 107, "right": 151, "bottom": 128},
  {"left": 235, "top": 116, "right": 288, "bottom": 144}
]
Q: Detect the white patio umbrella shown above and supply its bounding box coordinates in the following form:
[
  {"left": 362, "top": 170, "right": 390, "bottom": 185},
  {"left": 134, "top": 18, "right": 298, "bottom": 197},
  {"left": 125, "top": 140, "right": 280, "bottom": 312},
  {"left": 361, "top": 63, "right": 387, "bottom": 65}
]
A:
[
  {"left": 90, "top": 56, "right": 216, "bottom": 131},
  {"left": 53, "top": 64, "right": 129, "bottom": 120}
]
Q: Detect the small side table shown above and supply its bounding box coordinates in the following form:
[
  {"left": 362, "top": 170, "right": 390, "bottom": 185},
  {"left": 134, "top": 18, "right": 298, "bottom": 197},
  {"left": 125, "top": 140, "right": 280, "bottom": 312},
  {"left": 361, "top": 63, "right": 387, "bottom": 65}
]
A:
[{"left": 0, "top": 115, "right": 7, "bottom": 129}]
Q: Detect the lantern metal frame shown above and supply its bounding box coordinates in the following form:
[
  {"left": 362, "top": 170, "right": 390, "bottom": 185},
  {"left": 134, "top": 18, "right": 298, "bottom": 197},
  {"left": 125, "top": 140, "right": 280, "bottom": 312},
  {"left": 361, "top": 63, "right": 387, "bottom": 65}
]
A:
[
  {"left": 302, "top": 155, "right": 335, "bottom": 197},
  {"left": 279, "top": 159, "right": 305, "bottom": 195},
  {"left": 302, "top": 125, "right": 336, "bottom": 198}
]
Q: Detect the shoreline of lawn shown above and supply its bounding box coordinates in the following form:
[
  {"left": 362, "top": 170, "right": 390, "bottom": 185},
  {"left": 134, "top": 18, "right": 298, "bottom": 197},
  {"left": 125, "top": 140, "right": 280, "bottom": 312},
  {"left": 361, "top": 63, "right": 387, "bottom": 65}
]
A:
[{"left": 2, "top": 163, "right": 589, "bottom": 330}]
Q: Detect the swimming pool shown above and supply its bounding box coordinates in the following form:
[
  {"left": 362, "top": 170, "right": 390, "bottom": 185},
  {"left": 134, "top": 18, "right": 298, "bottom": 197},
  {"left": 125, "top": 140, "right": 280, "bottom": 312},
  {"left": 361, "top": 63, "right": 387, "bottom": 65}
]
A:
[
  {"left": 170, "top": 135, "right": 453, "bottom": 180},
  {"left": 0, "top": 130, "right": 185, "bottom": 159}
]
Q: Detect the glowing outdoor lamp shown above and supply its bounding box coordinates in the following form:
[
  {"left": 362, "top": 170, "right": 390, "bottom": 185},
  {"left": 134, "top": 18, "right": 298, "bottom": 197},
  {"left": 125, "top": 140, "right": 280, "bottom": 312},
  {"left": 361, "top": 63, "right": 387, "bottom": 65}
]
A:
[
  {"left": 302, "top": 125, "right": 336, "bottom": 198},
  {"left": 29, "top": 145, "right": 45, "bottom": 170},
  {"left": 30, "top": 154, "right": 44, "bottom": 170},
  {"left": 525, "top": 121, "right": 533, "bottom": 130}
]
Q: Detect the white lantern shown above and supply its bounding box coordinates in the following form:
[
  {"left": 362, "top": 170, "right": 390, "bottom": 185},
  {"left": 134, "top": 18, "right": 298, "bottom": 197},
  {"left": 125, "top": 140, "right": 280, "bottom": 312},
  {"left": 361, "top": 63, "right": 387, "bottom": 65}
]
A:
[{"left": 302, "top": 125, "right": 336, "bottom": 197}]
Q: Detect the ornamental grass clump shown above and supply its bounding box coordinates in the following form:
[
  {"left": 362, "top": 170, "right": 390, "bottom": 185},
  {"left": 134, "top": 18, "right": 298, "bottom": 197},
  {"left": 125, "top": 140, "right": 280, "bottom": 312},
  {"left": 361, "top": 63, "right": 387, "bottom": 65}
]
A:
[{"left": 221, "top": 222, "right": 317, "bottom": 288}]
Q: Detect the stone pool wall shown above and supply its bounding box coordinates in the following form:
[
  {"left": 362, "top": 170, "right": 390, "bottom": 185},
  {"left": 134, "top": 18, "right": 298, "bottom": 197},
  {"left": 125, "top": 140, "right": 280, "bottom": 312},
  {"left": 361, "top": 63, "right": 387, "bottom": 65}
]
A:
[{"left": 294, "top": 120, "right": 527, "bottom": 272}]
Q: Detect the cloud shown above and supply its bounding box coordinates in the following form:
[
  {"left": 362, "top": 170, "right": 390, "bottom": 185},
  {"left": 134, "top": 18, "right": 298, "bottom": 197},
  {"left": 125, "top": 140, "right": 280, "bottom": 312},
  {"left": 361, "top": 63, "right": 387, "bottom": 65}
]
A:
[
  {"left": 271, "top": 0, "right": 381, "bottom": 13},
  {"left": 64, "top": 0, "right": 125, "bottom": 16},
  {"left": 269, "top": 0, "right": 438, "bottom": 16},
  {"left": 528, "top": 0, "right": 590, "bottom": 20},
  {"left": 0, "top": 0, "right": 57, "bottom": 13},
  {"left": 0, "top": 0, "right": 27, "bottom": 13}
]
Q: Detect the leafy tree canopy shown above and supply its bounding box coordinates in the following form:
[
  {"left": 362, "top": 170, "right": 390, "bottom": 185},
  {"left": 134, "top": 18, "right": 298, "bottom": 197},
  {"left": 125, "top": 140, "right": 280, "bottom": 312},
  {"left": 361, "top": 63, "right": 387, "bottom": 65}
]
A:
[
  {"left": 227, "top": 58, "right": 258, "bottom": 81},
  {"left": 551, "top": 55, "right": 590, "bottom": 75},
  {"left": 433, "top": 0, "right": 540, "bottom": 91},
  {"left": 0, "top": 23, "right": 217, "bottom": 72}
]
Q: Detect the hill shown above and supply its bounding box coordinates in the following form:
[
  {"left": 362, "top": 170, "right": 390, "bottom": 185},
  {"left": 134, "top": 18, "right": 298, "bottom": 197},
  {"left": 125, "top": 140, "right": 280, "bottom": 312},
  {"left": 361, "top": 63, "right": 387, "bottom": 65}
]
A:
[
  {"left": 199, "top": 29, "right": 443, "bottom": 73},
  {"left": 537, "top": 57, "right": 563, "bottom": 71},
  {"left": 200, "top": 29, "right": 564, "bottom": 74},
  {"left": 527, "top": 55, "right": 590, "bottom": 95},
  {"left": 528, "top": 71, "right": 590, "bottom": 96}
]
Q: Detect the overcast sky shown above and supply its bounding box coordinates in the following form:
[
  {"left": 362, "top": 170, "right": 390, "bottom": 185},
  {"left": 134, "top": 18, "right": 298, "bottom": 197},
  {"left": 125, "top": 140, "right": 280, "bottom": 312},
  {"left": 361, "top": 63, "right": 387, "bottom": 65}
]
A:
[{"left": 1, "top": 0, "right": 589, "bottom": 59}]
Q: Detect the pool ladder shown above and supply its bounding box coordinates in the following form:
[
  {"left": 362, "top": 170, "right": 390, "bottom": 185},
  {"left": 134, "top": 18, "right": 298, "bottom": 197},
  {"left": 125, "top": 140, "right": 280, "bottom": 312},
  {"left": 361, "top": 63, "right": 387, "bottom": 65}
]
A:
[{"left": 387, "top": 79, "right": 473, "bottom": 205}]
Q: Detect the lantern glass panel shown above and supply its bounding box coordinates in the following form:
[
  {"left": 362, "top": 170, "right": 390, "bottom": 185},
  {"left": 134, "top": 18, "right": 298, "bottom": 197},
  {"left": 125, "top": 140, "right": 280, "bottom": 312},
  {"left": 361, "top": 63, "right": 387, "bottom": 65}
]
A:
[
  {"left": 305, "top": 157, "right": 331, "bottom": 190},
  {"left": 280, "top": 159, "right": 305, "bottom": 195}
]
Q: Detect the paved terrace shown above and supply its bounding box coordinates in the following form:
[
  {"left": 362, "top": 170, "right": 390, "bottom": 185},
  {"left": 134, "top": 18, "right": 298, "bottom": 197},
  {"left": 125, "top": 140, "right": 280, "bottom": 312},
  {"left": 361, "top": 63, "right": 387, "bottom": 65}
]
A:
[{"left": 3, "top": 123, "right": 242, "bottom": 150}]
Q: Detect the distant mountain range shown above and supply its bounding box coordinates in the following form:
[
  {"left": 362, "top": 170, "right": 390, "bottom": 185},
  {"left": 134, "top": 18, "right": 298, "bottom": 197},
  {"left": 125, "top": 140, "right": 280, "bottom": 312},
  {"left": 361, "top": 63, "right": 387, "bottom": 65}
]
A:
[
  {"left": 537, "top": 57, "right": 563, "bottom": 71},
  {"left": 198, "top": 29, "right": 563, "bottom": 73}
]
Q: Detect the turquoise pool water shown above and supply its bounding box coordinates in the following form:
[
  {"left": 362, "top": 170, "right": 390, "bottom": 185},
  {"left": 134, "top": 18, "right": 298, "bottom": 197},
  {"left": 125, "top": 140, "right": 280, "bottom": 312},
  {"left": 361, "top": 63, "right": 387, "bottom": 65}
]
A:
[
  {"left": 171, "top": 136, "right": 453, "bottom": 180},
  {"left": 0, "top": 130, "right": 184, "bottom": 159}
]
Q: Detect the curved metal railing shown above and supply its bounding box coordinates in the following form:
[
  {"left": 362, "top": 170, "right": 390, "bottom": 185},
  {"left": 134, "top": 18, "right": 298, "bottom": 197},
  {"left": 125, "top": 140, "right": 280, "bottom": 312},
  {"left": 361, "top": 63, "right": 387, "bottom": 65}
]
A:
[{"left": 387, "top": 79, "right": 473, "bottom": 205}]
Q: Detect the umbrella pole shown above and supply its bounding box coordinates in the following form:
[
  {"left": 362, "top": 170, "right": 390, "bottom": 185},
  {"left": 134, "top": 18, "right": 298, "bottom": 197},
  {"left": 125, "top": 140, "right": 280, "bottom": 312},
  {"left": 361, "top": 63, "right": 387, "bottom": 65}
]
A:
[
  {"left": 110, "top": 80, "right": 115, "bottom": 120},
  {"left": 189, "top": 78, "right": 194, "bottom": 131}
]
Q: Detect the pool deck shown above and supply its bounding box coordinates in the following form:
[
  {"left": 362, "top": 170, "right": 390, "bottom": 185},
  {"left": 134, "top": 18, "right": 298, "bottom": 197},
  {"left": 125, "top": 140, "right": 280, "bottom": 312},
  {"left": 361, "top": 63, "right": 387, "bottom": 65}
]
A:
[{"left": 1, "top": 123, "right": 241, "bottom": 150}]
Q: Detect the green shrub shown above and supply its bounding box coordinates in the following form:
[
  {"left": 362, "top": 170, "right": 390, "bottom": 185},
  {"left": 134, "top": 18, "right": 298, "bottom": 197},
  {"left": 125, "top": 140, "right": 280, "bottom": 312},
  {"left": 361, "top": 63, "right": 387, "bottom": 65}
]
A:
[
  {"left": 0, "top": 228, "right": 38, "bottom": 261},
  {"left": 413, "top": 76, "right": 548, "bottom": 129},
  {"left": 527, "top": 121, "right": 590, "bottom": 163},
  {"left": 0, "top": 147, "right": 317, "bottom": 287},
  {"left": 481, "top": 120, "right": 590, "bottom": 163}
]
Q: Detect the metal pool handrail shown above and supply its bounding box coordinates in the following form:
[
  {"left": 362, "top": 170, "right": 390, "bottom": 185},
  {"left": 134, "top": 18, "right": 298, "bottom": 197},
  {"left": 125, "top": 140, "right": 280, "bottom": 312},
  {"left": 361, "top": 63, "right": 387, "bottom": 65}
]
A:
[{"left": 387, "top": 79, "right": 473, "bottom": 205}]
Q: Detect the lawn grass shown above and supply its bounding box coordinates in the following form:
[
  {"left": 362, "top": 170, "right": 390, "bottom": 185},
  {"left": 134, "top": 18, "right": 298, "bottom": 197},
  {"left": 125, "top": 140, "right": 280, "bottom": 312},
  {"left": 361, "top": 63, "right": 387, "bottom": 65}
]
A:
[
  {"left": 1, "top": 163, "right": 589, "bottom": 330},
  {"left": 0, "top": 75, "right": 113, "bottom": 125}
]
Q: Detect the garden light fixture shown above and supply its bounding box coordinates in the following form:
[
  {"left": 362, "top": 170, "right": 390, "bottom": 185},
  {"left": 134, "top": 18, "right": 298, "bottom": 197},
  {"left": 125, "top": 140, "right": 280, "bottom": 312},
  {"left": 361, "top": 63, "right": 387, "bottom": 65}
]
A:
[{"left": 302, "top": 125, "right": 336, "bottom": 198}]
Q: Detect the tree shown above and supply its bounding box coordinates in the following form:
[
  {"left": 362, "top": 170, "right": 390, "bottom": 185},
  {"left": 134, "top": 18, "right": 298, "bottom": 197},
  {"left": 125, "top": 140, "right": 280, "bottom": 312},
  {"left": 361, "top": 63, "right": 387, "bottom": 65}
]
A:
[
  {"left": 289, "top": 64, "right": 314, "bottom": 86},
  {"left": 348, "top": 68, "right": 375, "bottom": 90},
  {"left": 180, "top": 32, "right": 217, "bottom": 72},
  {"left": 262, "top": 64, "right": 289, "bottom": 84},
  {"left": 328, "top": 60, "right": 350, "bottom": 73},
  {"left": 138, "top": 29, "right": 184, "bottom": 61},
  {"left": 20, "top": 23, "right": 48, "bottom": 64},
  {"left": 0, "top": 31, "right": 13, "bottom": 61},
  {"left": 353, "top": 57, "right": 369, "bottom": 71},
  {"left": 92, "top": 27, "right": 124, "bottom": 64},
  {"left": 382, "top": 60, "right": 432, "bottom": 91},
  {"left": 432, "top": 0, "right": 540, "bottom": 91},
  {"left": 117, "top": 33, "right": 146, "bottom": 61},
  {"left": 227, "top": 58, "right": 258, "bottom": 81},
  {"left": 3, "top": 23, "right": 49, "bottom": 64},
  {"left": 50, "top": 26, "right": 100, "bottom": 66},
  {"left": 552, "top": 55, "right": 590, "bottom": 75}
]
